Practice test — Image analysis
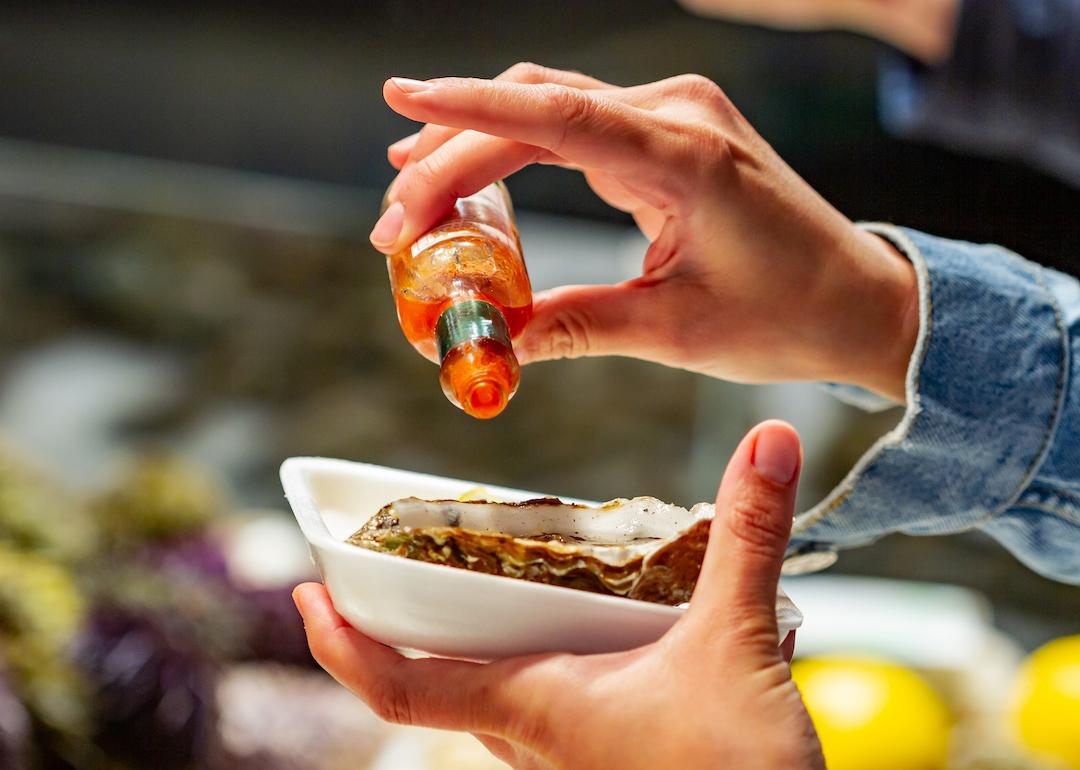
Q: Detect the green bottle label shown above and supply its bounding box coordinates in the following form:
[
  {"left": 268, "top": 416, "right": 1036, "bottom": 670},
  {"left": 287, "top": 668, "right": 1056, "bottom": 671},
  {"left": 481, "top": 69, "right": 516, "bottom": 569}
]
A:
[{"left": 436, "top": 300, "right": 512, "bottom": 362}]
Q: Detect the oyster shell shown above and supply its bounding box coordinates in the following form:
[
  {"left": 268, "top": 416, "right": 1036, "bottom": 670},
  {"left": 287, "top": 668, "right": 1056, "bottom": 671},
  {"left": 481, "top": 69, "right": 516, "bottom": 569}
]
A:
[{"left": 346, "top": 497, "right": 716, "bottom": 606}]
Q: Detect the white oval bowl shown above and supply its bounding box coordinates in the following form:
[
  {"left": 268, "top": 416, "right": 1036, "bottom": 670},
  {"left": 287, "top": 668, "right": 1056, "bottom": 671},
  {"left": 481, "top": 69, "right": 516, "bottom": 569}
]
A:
[{"left": 281, "top": 457, "right": 802, "bottom": 661}]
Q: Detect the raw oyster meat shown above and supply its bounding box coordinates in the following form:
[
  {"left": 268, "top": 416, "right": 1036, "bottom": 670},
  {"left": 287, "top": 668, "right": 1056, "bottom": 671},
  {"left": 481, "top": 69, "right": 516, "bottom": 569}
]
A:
[{"left": 346, "top": 497, "right": 716, "bottom": 606}]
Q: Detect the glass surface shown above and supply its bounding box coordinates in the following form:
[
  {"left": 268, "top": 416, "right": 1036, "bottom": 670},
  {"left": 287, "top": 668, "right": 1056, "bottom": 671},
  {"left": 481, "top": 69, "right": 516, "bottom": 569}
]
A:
[{"left": 388, "top": 182, "right": 532, "bottom": 361}]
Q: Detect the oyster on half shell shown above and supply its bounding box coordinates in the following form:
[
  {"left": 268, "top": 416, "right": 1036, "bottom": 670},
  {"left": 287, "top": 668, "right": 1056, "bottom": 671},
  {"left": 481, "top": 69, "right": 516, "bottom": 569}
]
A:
[{"left": 346, "top": 497, "right": 718, "bottom": 606}]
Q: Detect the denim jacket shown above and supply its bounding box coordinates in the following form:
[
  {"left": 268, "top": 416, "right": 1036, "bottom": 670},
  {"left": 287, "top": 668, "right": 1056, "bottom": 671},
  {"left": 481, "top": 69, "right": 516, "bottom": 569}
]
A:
[{"left": 784, "top": 224, "right": 1080, "bottom": 585}]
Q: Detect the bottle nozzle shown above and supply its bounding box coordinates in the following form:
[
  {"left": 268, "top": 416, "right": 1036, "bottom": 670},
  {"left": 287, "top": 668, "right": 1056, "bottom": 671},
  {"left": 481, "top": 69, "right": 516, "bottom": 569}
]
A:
[
  {"left": 464, "top": 378, "right": 508, "bottom": 418},
  {"left": 436, "top": 301, "right": 519, "bottom": 419}
]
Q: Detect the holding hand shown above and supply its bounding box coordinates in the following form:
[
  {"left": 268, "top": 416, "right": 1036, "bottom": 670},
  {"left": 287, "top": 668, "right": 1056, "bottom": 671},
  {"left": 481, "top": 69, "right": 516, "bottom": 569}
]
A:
[
  {"left": 373, "top": 64, "right": 918, "bottom": 402},
  {"left": 295, "top": 421, "right": 825, "bottom": 770}
]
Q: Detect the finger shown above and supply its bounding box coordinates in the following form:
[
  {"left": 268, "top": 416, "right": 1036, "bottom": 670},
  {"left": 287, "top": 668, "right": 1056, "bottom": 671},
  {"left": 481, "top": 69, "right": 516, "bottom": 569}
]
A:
[
  {"left": 388, "top": 133, "right": 419, "bottom": 169},
  {"left": 581, "top": 168, "right": 666, "bottom": 240},
  {"left": 372, "top": 131, "right": 553, "bottom": 253},
  {"left": 472, "top": 734, "right": 519, "bottom": 766},
  {"left": 294, "top": 583, "right": 516, "bottom": 732},
  {"left": 515, "top": 218, "right": 690, "bottom": 365},
  {"left": 515, "top": 281, "right": 675, "bottom": 365},
  {"left": 383, "top": 77, "right": 691, "bottom": 205},
  {"left": 631, "top": 208, "right": 668, "bottom": 242},
  {"left": 687, "top": 421, "right": 801, "bottom": 641},
  {"left": 403, "top": 64, "right": 614, "bottom": 168},
  {"left": 389, "top": 138, "right": 666, "bottom": 242}
]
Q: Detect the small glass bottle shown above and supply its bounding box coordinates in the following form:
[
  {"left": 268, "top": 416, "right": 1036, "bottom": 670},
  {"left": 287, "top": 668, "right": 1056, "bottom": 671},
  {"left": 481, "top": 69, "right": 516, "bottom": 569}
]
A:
[{"left": 385, "top": 181, "right": 532, "bottom": 419}]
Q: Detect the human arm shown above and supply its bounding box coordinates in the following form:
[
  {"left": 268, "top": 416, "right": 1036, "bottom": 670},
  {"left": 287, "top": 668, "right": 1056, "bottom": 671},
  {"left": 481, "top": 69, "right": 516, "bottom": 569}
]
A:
[
  {"left": 678, "top": 0, "right": 1080, "bottom": 187},
  {"left": 789, "top": 225, "right": 1080, "bottom": 585},
  {"left": 374, "top": 65, "right": 1079, "bottom": 583},
  {"left": 295, "top": 421, "right": 825, "bottom": 770},
  {"left": 677, "top": 0, "right": 960, "bottom": 64},
  {"left": 877, "top": 0, "right": 1080, "bottom": 188}
]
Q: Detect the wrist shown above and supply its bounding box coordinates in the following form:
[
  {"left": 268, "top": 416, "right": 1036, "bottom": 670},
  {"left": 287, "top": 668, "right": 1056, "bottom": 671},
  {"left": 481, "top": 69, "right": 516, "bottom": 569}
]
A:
[{"left": 808, "top": 226, "right": 918, "bottom": 403}]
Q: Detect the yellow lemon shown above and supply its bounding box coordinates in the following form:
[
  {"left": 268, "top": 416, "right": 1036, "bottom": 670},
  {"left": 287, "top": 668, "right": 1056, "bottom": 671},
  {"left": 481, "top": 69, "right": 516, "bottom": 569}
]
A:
[
  {"left": 1013, "top": 635, "right": 1080, "bottom": 769},
  {"left": 792, "top": 657, "right": 951, "bottom": 770}
]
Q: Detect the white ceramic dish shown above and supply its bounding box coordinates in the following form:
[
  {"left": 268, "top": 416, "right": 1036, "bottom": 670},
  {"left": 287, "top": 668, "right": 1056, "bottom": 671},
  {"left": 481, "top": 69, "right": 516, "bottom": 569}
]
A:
[{"left": 281, "top": 457, "right": 802, "bottom": 661}]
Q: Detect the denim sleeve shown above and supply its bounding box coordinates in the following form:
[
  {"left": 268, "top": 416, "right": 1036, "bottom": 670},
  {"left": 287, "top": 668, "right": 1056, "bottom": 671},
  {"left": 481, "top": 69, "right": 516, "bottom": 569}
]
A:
[
  {"left": 785, "top": 225, "right": 1079, "bottom": 585},
  {"left": 877, "top": 0, "right": 1080, "bottom": 186}
]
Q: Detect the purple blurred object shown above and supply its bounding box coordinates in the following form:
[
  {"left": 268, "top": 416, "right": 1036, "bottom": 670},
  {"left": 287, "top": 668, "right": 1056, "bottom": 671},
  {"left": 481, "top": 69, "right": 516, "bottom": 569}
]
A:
[
  {"left": 73, "top": 607, "right": 217, "bottom": 770},
  {"left": 133, "top": 533, "right": 231, "bottom": 580},
  {"left": 109, "top": 532, "right": 313, "bottom": 668},
  {"left": 235, "top": 587, "right": 314, "bottom": 668},
  {"left": 137, "top": 535, "right": 312, "bottom": 666}
]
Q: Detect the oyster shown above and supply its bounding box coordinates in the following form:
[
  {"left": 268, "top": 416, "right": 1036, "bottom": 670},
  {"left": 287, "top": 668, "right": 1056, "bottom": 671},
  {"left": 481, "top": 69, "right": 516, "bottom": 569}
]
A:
[{"left": 347, "top": 497, "right": 716, "bottom": 606}]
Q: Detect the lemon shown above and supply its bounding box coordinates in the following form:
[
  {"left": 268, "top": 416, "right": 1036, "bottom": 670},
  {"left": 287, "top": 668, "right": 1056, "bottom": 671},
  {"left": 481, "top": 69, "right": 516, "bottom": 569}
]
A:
[
  {"left": 1013, "top": 635, "right": 1080, "bottom": 769},
  {"left": 792, "top": 657, "right": 951, "bottom": 770},
  {"left": 457, "top": 486, "right": 493, "bottom": 502}
]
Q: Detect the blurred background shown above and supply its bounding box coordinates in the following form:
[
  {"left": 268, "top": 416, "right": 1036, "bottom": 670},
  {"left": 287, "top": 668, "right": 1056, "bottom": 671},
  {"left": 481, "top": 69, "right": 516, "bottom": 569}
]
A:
[{"left": 0, "top": 1, "right": 1077, "bottom": 769}]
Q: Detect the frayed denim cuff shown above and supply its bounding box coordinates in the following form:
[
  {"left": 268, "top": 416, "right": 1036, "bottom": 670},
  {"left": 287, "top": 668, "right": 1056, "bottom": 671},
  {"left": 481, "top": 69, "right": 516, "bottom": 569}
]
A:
[{"left": 786, "top": 225, "right": 1069, "bottom": 572}]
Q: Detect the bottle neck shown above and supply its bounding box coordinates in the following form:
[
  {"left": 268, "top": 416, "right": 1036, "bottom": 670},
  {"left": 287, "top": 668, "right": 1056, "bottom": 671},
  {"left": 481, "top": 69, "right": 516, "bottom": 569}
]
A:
[{"left": 435, "top": 299, "right": 513, "bottom": 364}]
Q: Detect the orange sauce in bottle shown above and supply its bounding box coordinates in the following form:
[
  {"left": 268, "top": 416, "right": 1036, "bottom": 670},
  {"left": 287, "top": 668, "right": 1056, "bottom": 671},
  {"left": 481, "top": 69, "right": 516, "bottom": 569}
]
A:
[{"left": 386, "top": 181, "right": 532, "bottom": 418}]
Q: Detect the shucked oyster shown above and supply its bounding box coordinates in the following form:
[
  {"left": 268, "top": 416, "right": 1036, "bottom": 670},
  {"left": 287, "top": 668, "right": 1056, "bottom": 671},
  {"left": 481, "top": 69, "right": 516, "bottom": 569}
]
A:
[{"left": 346, "top": 497, "right": 717, "bottom": 606}]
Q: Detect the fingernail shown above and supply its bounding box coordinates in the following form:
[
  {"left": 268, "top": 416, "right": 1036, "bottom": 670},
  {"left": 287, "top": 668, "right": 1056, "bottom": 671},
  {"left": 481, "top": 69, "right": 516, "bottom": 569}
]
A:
[
  {"left": 751, "top": 425, "right": 800, "bottom": 484},
  {"left": 391, "top": 77, "right": 434, "bottom": 94},
  {"left": 370, "top": 200, "right": 405, "bottom": 249}
]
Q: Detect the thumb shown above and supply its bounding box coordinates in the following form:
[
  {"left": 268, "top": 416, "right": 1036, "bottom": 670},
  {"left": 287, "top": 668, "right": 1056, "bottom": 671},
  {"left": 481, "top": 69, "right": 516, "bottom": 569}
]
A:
[
  {"left": 515, "top": 281, "right": 670, "bottom": 365},
  {"left": 688, "top": 420, "right": 801, "bottom": 640}
]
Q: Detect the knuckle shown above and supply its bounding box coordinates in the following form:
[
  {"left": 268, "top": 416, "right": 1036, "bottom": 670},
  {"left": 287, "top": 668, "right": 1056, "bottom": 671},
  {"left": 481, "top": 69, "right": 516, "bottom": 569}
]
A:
[
  {"left": 725, "top": 615, "right": 786, "bottom": 653},
  {"left": 441, "top": 75, "right": 489, "bottom": 101},
  {"left": 652, "top": 122, "right": 726, "bottom": 190},
  {"left": 401, "top": 157, "right": 439, "bottom": 194},
  {"left": 727, "top": 489, "right": 792, "bottom": 556},
  {"left": 545, "top": 311, "right": 592, "bottom": 360},
  {"left": 403, "top": 151, "right": 459, "bottom": 200},
  {"left": 655, "top": 121, "right": 728, "bottom": 186},
  {"left": 505, "top": 705, "right": 552, "bottom": 749},
  {"left": 542, "top": 84, "right": 594, "bottom": 149},
  {"left": 459, "top": 75, "right": 487, "bottom": 93},
  {"left": 504, "top": 61, "right": 548, "bottom": 83},
  {"left": 369, "top": 676, "right": 416, "bottom": 726},
  {"left": 672, "top": 73, "right": 729, "bottom": 109}
]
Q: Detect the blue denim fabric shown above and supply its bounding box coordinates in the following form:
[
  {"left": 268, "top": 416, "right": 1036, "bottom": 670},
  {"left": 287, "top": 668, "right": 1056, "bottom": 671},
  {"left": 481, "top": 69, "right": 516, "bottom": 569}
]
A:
[{"left": 785, "top": 225, "right": 1079, "bottom": 585}]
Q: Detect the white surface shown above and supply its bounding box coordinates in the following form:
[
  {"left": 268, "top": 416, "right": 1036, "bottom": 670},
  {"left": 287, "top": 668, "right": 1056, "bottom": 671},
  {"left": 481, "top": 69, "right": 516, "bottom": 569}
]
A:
[
  {"left": 784, "top": 575, "right": 997, "bottom": 670},
  {"left": 516, "top": 211, "right": 644, "bottom": 290},
  {"left": 369, "top": 729, "right": 509, "bottom": 770},
  {"left": 0, "top": 334, "right": 184, "bottom": 484},
  {"left": 219, "top": 512, "right": 317, "bottom": 589},
  {"left": 281, "top": 457, "right": 802, "bottom": 661}
]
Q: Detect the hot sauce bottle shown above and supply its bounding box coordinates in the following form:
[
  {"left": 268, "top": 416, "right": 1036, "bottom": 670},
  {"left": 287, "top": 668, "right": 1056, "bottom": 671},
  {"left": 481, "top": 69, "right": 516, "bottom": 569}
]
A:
[{"left": 385, "top": 181, "right": 532, "bottom": 419}]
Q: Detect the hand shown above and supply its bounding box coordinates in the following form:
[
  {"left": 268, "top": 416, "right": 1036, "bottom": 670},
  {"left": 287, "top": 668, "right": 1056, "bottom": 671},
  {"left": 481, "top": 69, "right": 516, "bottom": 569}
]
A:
[
  {"left": 295, "top": 421, "right": 825, "bottom": 770},
  {"left": 372, "top": 64, "right": 918, "bottom": 402},
  {"left": 678, "top": 0, "right": 959, "bottom": 64}
]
